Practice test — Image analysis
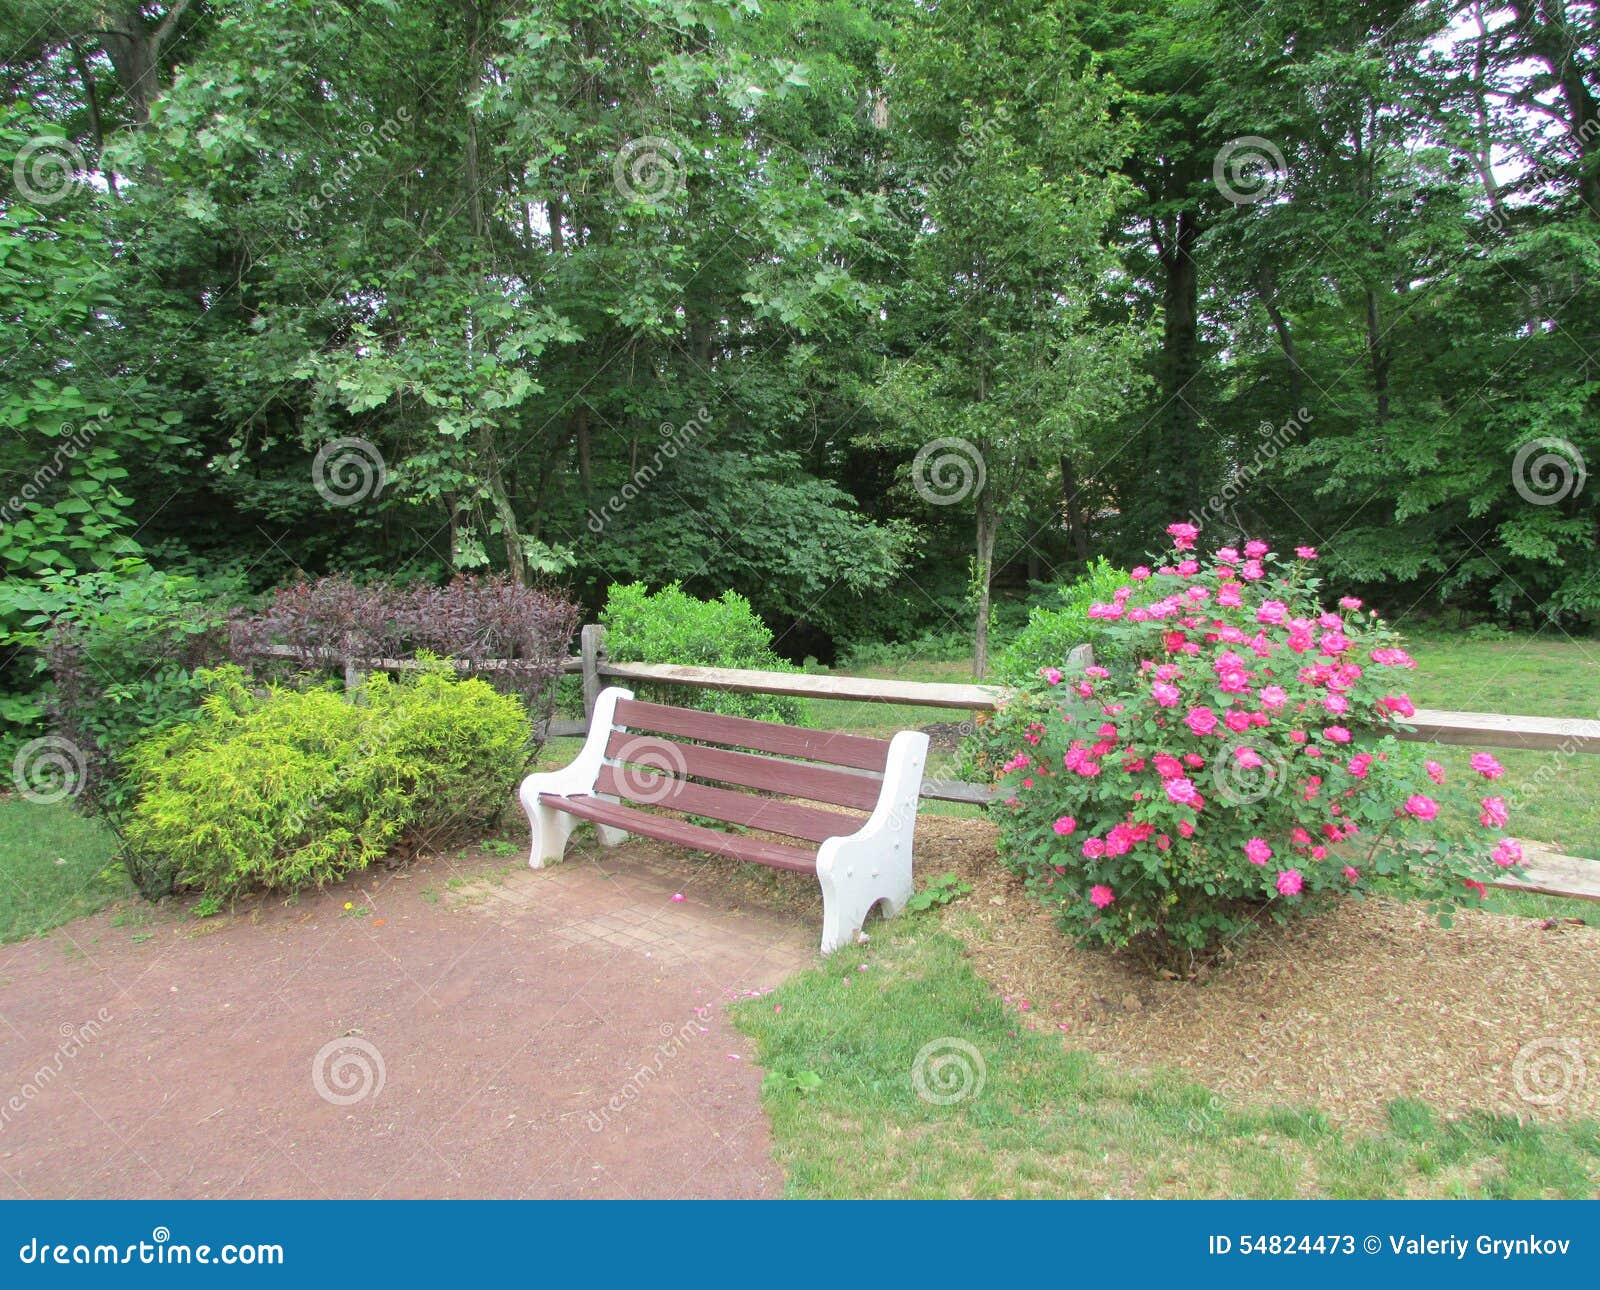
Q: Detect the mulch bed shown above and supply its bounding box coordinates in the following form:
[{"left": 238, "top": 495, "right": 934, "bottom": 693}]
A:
[{"left": 909, "top": 816, "right": 1600, "bottom": 1129}]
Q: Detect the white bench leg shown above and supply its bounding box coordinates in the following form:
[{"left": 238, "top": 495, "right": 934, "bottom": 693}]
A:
[
  {"left": 814, "top": 730, "right": 928, "bottom": 954},
  {"left": 518, "top": 688, "right": 633, "bottom": 868}
]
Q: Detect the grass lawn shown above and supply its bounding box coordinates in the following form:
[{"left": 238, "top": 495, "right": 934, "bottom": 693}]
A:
[
  {"left": 0, "top": 798, "right": 125, "bottom": 942},
  {"left": 733, "top": 917, "right": 1600, "bottom": 1199}
]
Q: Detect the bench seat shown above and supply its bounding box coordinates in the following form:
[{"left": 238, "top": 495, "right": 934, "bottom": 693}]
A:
[{"left": 537, "top": 793, "right": 819, "bottom": 873}]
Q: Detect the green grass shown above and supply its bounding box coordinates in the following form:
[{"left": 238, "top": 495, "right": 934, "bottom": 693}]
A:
[
  {"left": 733, "top": 918, "right": 1600, "bottom": 1198},
  {"left": 1402, "top": 631, "right": 1600, "bottom": 861},
  {"left": 0, "top": 798, "right": 125, "bottom": 942}
]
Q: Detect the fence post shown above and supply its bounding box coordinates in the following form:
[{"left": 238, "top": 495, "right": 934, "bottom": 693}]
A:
[
  {"left": 1066, "top": 642, "right": 1095, "bottom": 671},
  {"left": 580, "top": 623, "right": 606, "bottom": 720}
]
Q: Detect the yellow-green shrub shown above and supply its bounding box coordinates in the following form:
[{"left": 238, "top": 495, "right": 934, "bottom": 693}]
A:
[{"left": 125, "top": 664, "right": 529, "bottom": 899}]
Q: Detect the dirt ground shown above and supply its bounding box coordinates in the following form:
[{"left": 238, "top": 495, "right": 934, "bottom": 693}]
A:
[
  {"left": 0, "top": 842, "right": 814, "bottom": 1200},
  {"left": 914, "top": 817, "right": 1600, "bottom": 1129}
]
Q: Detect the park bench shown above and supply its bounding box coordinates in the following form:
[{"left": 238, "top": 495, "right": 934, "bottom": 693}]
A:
[{"left": 519, "top": 686, "right": 930, "bottom": 953}]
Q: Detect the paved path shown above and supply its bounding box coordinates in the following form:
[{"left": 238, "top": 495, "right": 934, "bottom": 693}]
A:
[{"left": 0, "top": 845, "right": 813, "bottom": 1199}]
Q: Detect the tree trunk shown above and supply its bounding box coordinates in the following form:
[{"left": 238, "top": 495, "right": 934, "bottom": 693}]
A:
[
  {"left": 1365, "top": 289, "right": 1390, "bottom": 423},
  {"left": 973, "top": 491, "right": 997, "bottom": 679},
  {"left": 1061, "top": 454, "right": 1090, "bottom": 561},
  {"left": 1157, "top": 208, "right": 1204, "bottom": 517}
]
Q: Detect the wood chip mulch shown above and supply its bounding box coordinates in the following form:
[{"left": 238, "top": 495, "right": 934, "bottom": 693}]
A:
[{"left": 912, "top": 816, "right": 1600, "bottom": 1129}]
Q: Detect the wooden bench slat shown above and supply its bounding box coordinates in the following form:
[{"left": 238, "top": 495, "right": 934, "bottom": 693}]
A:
[
  {"left": 603, "top": 730, "right": 883, "bottom": 811},
  {"left": 539, "top": 794, "right": 818, "bottom": 874},
  {"left": 612, "top": 698, "right": 892, "bottom": 771},
  {"left": 593, "top": 765, "right": 863, "bottom": 843}
]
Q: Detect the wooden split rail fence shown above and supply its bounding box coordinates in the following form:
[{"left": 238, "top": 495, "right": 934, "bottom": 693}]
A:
[{"left": 250, "top": 626, "right": 1600, "bottom": 902}]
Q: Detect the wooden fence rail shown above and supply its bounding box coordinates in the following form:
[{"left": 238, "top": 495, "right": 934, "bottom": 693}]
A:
[{"left": 246, "top": 630, "right": 1600, "bottom": 762}]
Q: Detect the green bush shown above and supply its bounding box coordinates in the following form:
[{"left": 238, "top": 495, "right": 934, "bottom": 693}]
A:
[
  {"left": 8, "top": 562, "right": 232, "bottom": 821},
  {"left": 990, "top": 558, "right": 1131, "bottom": 688},
  {"left": 125, "top": 663, "right": 530, "bottom": 900},
  {"left": 962, "top": 559, "right": 1131, "bottom": 784},
  {"left": 600, "top": 582, "right": 804, "bottom": 723}
]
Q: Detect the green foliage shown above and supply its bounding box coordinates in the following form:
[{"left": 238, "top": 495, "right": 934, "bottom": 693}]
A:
[
  {"left": 124, "top": 664, "right": 530, "bottom": 901},
  {"left": 992, "top": 559, "right": 1133, "bottom": 687},
  {"left": 904, "top": 871, "right": 973, "bottom": 912},
  {"left": 601, "top": 582, "right": 804, "bottom": 724},
  {"left": 2, "top": 562, "right": 233, "bottom": 818}
]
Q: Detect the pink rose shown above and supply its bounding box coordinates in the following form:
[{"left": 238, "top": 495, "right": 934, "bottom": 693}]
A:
[
  {"left": 1130, "top": 566, "right": 1151, "bottom": 580},
  {"left": 1276, "top": 869, "right": 1304, "bottom": 895},
  {"left": 1479, "top": 796, "right": 1508, "bottom": 828},
  {"left": 1470, "top": 753, "right": 1504, "bottom": 780},
  {"left": 1322, "top": 725, "right": 1352, "bottom": 744},
  {"left": 1339, "top": 596, "right": 1362, "bottom": 610},
  {"left": 1244, "top": 540, "right": 1269, "bottom": 558},
  {"left": 1425, "top": 760, "right": 1445, "bottom": 784},
  {"left": 1151, "top": 682, "right": 1181, "bottom": 708},
  {"left": 1082, "top": 837, "right": 1106, "bottom": 859},
  {"left": 1343, "top": 866, "right": 1360, "bottom": 882},
  {"left": 1244, "top": 837, "right": 1272, "bottom": 865},
  {"left": 1166, "top": 522, "right": 1199, "bottom": 550},
  {"left": 1185, "top": 707, "right": 1218, "bottom": 736},
  {"left": 1043, "top": 667, "right": 1063, "bottom": 685},
  {"left": 1052, "top": 816, "right": 1076, "bottom": 836},
  {"left": 1259, "top": 685, "right": 1287, "bottom": 710},
  {"left": 1256, "top": 600, "right": 1288, "bottom": 626},
  {"left": 1295, "top": 546, "right": 1317, "bottom": 560},
  {"left": 1492, "top": 838, "right": 1522, "bottom": 868},
  {"left": 1089, "top": 885, "right": 1115, "bottom": 909},
  {"left": 1404, "top": 794, "right": 1438, "bottom": 821}
]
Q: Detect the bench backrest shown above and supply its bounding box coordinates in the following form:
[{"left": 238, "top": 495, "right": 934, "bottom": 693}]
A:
[{"left": 600, "top": 698, "right": 896, "bottom": 841}]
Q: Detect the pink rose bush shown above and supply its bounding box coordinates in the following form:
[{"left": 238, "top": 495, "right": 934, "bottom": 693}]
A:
[{"left": 991, "top": 527, "right": 1522, "bottom": 969}]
